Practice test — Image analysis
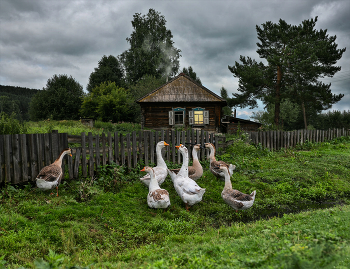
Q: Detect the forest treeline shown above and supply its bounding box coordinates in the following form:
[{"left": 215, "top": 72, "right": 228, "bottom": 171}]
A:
[{"left": 0, "top": 85, "right": 39, "bottom": 121}]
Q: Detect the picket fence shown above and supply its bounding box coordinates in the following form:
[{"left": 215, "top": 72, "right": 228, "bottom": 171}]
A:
[{"left": 0, "top": 128, "right": 348, "bottom": 185}]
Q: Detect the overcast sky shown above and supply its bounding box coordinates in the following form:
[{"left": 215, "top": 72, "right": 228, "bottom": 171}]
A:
[{"left": 0, "top": 0, "right": 349, "bottom": 120}]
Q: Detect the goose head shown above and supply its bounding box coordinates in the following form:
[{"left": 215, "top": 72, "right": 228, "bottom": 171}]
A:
[
  {"left": 175, "top": 144, "right": 188, "bottom": 155},
  {"left": 193, "top": 144, "right": 202, "bottom": 151},
  {"left": 204, "top": 143, "right": 215, "bottom": 150},
  {"left": 157, "top": 141, "right": 169, "bottom": 149},
  {"left": 141, "top": 166, "right": 154, "bottom": 175},
  {"left": 65, "top": 148, "right": 73, "bottom": 157},
  {"left": 215, "top": 163, "right": 230, "bottom": 176}
]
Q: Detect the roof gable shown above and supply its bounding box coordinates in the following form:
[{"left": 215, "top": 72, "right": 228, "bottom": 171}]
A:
[{"left": 136, "top": 73, "right": 226, "bottom": 103}]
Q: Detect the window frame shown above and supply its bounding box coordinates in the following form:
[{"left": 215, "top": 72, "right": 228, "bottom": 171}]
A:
[
  {"left": 189, "top": 107, "right": 209, "bottom": 126},
  {"left": 169, "top": 107, "right": 185, "bottom": 126}
]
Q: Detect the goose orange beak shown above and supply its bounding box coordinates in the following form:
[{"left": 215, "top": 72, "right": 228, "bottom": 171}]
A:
[
  {"left": 164, "top": 142, "right": 169, "bottom": 146},
  {"left": 140, "top": 167, "right": 145, "bottom": 172},
  {"left": 175, "top": 144, "right": 182, "bottom": 149}
]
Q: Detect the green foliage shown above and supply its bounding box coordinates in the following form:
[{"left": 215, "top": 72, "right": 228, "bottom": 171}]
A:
[
  {"left": 87, "top": 55, "right": 125, "bottom": 93},
  {"left": 181, "top": 66, "right": 202, "bottom": 85},
  {"left": 127, "top": 74, "right": 166, "bottom": 122},
  {"left": 80, "top": 81, "right": 135, "bottom": 122},
  {"left": 0, "top": 112, "right": 27, "bottom": 134},
  {"left": 120, "top": 8, "right": 181, "bottom": 84},
  {"left": 314, "top": 110, "right": 350, "bottom": 130},
  {"left": 0, "top": 85, "right": 39, "bottom": 121},
  {"left": 25, "top": 120, "right": 141, "bottom": 137},
  {"left": 128, "top": 74, "right": 166, "bottom": 101},
  {"left": 229, "top": 17, "right": 346, "bottom": 128},
  {"left": 251, "top": 99, "right": 301, "bottom": 130},
  {"left": 29, "top": 74, "right": 84, "bottom": 121},
  {"left": 220, "top": 86, "right": 233, "bottom": 116},
  {"left": 93, "top": 120, "right": 141, "bottom": 133}
]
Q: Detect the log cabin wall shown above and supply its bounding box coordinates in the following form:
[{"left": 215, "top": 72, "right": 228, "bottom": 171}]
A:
[
  {"left": 137, "top": 73, "right": 227, "bottom": 132},
  {"left": 140, "top": 102, "right": 224, "bottom": 132}
]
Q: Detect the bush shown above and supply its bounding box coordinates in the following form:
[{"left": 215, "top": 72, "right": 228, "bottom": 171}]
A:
[{"left": 0, "top": 112, "right": 27, "bottom": 134}]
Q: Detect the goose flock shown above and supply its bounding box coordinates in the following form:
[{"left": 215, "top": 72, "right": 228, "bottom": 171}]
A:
[
  {"left": 140, "top": 141, "right": 256, "bottom": 211},
  {"left": 36, "top": 141, "right": 256, "bottom": 212}
]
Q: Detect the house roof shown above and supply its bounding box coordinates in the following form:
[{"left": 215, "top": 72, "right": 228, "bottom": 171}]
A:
[{"left": 136, "top": 73, "right": 227, "bottom": 104}]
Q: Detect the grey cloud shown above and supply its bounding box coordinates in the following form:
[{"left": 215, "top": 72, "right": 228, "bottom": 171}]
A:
[{"left": 0, "top": 0, "right": 348, "bottom": 119}]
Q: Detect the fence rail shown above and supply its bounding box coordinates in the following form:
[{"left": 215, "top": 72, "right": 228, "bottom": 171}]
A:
[{"left": 1, "top": 128, "right": 349, "bottom": 185}]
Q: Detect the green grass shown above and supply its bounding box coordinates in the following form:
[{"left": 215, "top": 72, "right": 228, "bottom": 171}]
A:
[
  {"left": 1, "top": 136, "right": 350, "bottom": 268},
  {"left": 25, "top": 120, "right": 142, "bottom": 136}
]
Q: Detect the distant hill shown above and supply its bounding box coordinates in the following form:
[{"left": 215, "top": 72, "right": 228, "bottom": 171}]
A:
[{"left": 0, "top": 85, "right": 40, "bottom": 120}]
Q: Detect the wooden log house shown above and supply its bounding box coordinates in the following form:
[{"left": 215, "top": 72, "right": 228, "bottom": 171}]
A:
[{"left": 136, "top": 73, "right": 227, "bottom": 132}]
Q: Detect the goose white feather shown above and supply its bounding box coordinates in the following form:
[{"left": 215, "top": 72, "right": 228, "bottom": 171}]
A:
[
  {"left": 141, "top": 166, "right": 170, "bottom": 209},
  {"left": 140, "top": 141, "right": 169, "bottom": 187},
  {"left": 169, "top": 144, "right": 203, "bottom": 181},
  {"left": 168, "top": 144, "right": 205, "bottom": 211}
]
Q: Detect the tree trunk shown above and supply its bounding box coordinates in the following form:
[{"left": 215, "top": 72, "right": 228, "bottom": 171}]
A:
[
  {"left": 274, "top": 66, "right": 282, "bottom": 128},
  {"left": 301, "top": 101, "right": 308, "bottom": 129}
]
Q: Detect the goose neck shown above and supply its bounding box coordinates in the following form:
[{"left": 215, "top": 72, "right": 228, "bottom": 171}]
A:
[
  {"left": 156, "top": 146, "right": 166, "bottom": 167},
  {"left": 223, "top": 171, "right": 232, "bottom": 190}
]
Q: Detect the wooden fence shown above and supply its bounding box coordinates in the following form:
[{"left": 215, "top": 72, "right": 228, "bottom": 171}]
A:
[
  {"left": 246, "top": 128, "right": 350, "bottom": 151},
  {"left": 0, "top": 129, "right": 220, "bottom": 185},
  {"left": 0, "top": 128, "right": 349, "bottom": 185}
]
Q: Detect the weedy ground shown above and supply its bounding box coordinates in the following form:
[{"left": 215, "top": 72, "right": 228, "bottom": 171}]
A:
[{"left": 1, "top": 130, "right": 349, "bottom": 268}]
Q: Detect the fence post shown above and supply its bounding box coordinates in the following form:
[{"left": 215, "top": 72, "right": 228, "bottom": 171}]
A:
[
  {"left": 88, "top": 132, "right": 94, "bottom": 177},
  {"left": 81, "top": 132, "right": 87, "bottom": 177},
  {"left": 132, "top": 131, "right": 137, "bottom": 168},
  {"left": 127, "top": 133, "right": 131, "bottom": 169},
  {"left": 108, "top": 132, "right": 113, "bottom": 165}
]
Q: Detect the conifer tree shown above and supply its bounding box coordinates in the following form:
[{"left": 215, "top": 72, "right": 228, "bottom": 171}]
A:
[{"left": 228, "top": 17, "right": 346, "bottom": 129}]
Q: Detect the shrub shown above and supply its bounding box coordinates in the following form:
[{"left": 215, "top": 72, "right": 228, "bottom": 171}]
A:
[{"left": 0, "top": 112, "right": 27, "bottom": 134}]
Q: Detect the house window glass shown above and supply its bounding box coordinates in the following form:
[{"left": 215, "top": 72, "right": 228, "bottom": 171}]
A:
[
  {"left": 194, "top": 111, "right": 204, "bottom": 124},
  {"left": 175, "top": 111, "right": 184, "bottom": 124}
]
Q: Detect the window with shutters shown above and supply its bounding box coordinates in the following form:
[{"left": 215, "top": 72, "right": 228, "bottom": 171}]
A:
[
  {"left": 189, "top": 107, "right": 209, "bottom": 125},
  {"left": 169, "top": 108, "right": 185, "bottom": 126}
]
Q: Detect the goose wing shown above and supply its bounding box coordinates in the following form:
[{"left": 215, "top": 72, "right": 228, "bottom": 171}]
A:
[{"left": 37, "top": 164, "right": 62, "bottom": 182}]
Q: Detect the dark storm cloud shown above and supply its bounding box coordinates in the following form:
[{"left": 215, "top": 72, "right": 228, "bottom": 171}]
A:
[{"left": 0, "top": 0, "right": 348, "bottom": 118}]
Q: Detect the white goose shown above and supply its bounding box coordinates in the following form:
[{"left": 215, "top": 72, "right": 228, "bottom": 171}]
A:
[
  {"left": 168, "top": 144, "right": 206, "bottom": 211},
  {"left": 205, "top": 142, "right": 235, "bottom": 180},
  {"left": 36, "top": 148, "right": 72, "bottom": 196},
  {"left": 217, "top": 163, "right": 256, "bottom": 211},
  {"left": 140, "top": 141, "right": 169, "bottom": 187},
  {"left": 169, "top": 144, "right": 203, "bottom": 181},
  {"left": 141, "top": 166, "right": 171, "bottom": 209}
]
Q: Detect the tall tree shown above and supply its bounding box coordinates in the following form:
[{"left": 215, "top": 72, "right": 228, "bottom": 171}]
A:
[
  {"left": 29, "top": 74, "right": 84, "bottom": 121},
  {"left": 228, "top": 17, "right": 345, "bottom": 129},
  {"left": 121, "top": 8, "right": 181, "bottom": 84},
  {"left": 182, "top": 66, "right": 202, "bottom": 85},
  {"left": 87, "top": 55, "right": 125, "bottom": 93}
]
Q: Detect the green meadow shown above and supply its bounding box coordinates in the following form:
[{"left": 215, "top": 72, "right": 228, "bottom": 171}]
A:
[{"left": 1, "top": 122, "right": 349, "bottom": 268}]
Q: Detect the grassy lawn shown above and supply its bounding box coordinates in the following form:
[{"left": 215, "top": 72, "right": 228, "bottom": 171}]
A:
[{"left": 1, "top": 133, "right": 349, "bottom": 268}]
